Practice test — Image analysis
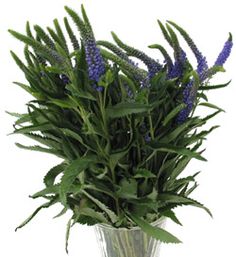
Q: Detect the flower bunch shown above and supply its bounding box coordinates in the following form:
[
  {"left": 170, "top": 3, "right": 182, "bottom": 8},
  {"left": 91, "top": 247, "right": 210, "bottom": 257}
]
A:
[{"left": 8, "top": 4, "right": 232, "bottom": 250}]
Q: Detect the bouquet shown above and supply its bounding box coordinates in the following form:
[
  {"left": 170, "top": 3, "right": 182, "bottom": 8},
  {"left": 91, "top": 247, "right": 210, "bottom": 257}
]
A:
[{"left": 8, "top": 4, "right": 233, "bottom": 251}]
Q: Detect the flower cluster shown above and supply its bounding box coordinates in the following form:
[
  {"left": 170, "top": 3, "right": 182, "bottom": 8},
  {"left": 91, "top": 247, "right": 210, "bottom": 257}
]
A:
[
  {"left": 214, "top": 35, "right": 233, "bottom": 66},
  {"left": 168, "top": 50, "right": 187, "bottom": 79},
  {"left": 176, "top": 81, "right": 196, "bottom": 124},
  {"left": 85, "top": 39, "right": 105, "bottom": 88}
]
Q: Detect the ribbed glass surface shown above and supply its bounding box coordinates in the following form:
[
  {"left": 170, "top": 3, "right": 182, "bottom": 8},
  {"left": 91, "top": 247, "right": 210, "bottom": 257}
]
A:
[{"left": 94, "top": 218, "right": 166, "bottom": 257}]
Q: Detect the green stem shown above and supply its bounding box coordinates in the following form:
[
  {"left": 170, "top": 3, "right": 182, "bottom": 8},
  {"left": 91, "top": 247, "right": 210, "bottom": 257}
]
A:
[
  {"left": 110, "top": 166, "right": 121, "bottom": 218},
  {"left": 148, "top": 111, "right": 155, "bottom": 140}
]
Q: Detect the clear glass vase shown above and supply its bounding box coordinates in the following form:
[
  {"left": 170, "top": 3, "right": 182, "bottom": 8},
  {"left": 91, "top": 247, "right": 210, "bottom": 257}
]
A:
[{"left": 94, "top": 218, "right": 166, "bottom": 257}]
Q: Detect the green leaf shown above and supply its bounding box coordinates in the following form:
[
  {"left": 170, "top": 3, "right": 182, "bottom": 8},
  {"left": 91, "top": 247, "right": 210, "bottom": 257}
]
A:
[
  {"left": 162, "top": 104, "right": 186, "bottom": 126},
  {"left": 6, "top": 111, "right": 24, "bottom": 118},
  {"left": 44, "top": 162, "right": 66, "bottom": 187},
  {"left": 134, "top": 168, "right": 156, "bottom": 178},
  {"left": 50, "top": 98, "right": 78, "bottom": 108},
  {"left": 199, "top": 80, "right": 231, "bottom": 90},
  {"left": 170, "top": 156, "right": 191, "bottom": 180},
  {"left": 60, "top": 156, "right": 96, "bottom": 205},
  {"left": 160, "top": 119, "right": 193, "bottom": 143},
  {"left": 80, "top": 207, "right": 109, "bottom": 224},
  {"left": 31, "top": 184, "right": 59, "bottom": 199},
  {"left": 109, "top": 147, "right": 130, "bottom": 171},
  {"left": 15, "top": 143, "right": 64, "bottom": 158},
  {"left": 116, "top": 178, "right": 138, "bottom": 199},
  {"left": 66, "top": 84, "right": 96, "bottom": 101},
  {"left": 14, "top": 123, "right": 52, "bottom": 134},
  {"left": 25, "top": 133, "right": 60, "bottom": 149},
  {"left": 199, "top": 102, "right": 225, "bottom": 112},
  {"left": 158, "top": 194, "right": 212, "bottom": 217},
  {"left": 82, "top": 190, "right": 118, "bottom": 223},
  {"left": 147, "top": 142, "right": 206, "bottom": 161},
  {"left": 106, "top": 102, "right": 152, "bottom": 118},
  {"left": 15, "top": 198, "right": 58, "bottom": 231},
  {"left": 161, "top": 210, "right": 182, "bottom": 226},
  {"left": 65, "top": 218, "right": 73, "bottom": 254},
  {"left": 129, "top": 214, "right": 182, "bottom": 243},
  {"left": 53, "top": 207, "right": 68, "bottom": 219}
]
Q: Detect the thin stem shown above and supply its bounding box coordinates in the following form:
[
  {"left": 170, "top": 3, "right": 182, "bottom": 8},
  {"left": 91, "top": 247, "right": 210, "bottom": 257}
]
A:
[{"left": 148, "top": 111, "right": 155, "bottom": 140}]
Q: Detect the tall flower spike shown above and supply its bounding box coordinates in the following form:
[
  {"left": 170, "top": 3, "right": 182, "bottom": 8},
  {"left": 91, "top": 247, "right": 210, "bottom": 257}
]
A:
[
  {"left": 167, "top": 21, "right": 208, "bottom": 80},
  {"left": 214, "top": 33, "right": 233, "bottom": 66},
  {"left": 168, "top": 50, "right": 187, "bottom": 79},
  {"left": 97, "top": 40, "right": 137, "bottom": 66},
  {"left": 148, "top": 44, "right": 174, "bottom": 73},
  {"left": 176, "top": 80, "right": 197, "bottom": 124},
  {"left": 165, "top": 24, "right": 187, "bottom": 79},
  {"left": 100, "top": 49, "right": 147, "bottom": 85},
  {"left": 65, "top": 6, "right": 105, "bottom": 90},
  {"left": 111, "top": 32, "right": 162, "bottom": 80},
  {"left": 85, "top": 39, "right": 105, "bottom": 82},
  {"left": 64, "top": 17, "right": 80, "bottom": 50}
]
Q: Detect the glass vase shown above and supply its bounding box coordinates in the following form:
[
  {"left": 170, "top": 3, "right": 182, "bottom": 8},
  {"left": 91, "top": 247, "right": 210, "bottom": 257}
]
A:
[{"left": 94, "top": 218, "right": 166, "bottom": 257}]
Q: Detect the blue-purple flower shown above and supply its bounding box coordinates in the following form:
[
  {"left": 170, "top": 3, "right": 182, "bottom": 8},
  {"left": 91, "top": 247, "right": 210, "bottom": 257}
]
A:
[
  {"left": 176, "top": 81, "right": 196, "bottom": 124},
  {"left": 214, "top": 34, "right": 233, "bottom": 66},
  {"left": 85, "top": 39, "right": 105, "bottom": 83},
  {"left": 197, "top": 56, "right": 208, "bottom": 81},
  {"left": 168, "top": 50, "right": 187, "bottom": 79}
]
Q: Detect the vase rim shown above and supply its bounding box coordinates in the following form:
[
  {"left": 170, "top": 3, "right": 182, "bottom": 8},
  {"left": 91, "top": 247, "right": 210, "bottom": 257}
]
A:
[{"left": 95, "top": 216, "right": 166, "bottom": 231}]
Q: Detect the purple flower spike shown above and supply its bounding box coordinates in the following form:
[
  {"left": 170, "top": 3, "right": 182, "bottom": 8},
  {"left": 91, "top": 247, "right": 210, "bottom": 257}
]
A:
[
  {"left": 176, "top": 81, "right": 197, "bottom": 124},
  {"left": 214, "top": 34, "right": 233, "bottom": 67},
  {"left": 168, "top": 51, "right": 186, "bottom": 79},
  {"left": 84, "top": 39, "right": 105, "bottom": 83}
]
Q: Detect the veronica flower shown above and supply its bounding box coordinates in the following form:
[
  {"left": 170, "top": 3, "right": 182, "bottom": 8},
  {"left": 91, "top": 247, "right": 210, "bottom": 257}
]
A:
[
  {"left": 168, "top": 50, "right": 187, "bottom": 79},
  {"left": 197, "top": 56, "right": 208, "bottom": 81},
  {"left": 214, "top": 34, "right": 233, "bottom": 66},
  {"left": 176, "top": 80, "right": 197, "bottom": 124},
  {"left": 84, "top": 39, "right": 105, "bottom": 89}
]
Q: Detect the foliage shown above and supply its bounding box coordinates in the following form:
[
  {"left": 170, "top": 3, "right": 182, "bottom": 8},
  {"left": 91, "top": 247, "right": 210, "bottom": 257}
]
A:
[{"left": 8, "top": 4, "right": 232, "bottom": 248}]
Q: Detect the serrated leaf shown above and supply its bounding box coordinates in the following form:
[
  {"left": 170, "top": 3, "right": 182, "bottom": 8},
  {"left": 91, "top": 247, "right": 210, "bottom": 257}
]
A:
[
  {"left": 199, "top": 80, "right": 231, "bottom": 90},
  {"left": 82, "top": 190, "right": 118, "bottom": 223},
  {"left": 31, "top": 184, "right": 59, "bottom": 198},
  {"left": 147, "top": 142, "right": 206, "bottom": 161},
  {"left": 15, "top": 198, "right": 58, "bottom": 231},
  {"left": 161, "top": 210, "right": 182, "bottom": 226},
  {"left": 14, "top": 123, "right": 52, "bottom": 134},
  {"left": 129, "top": 214, "right": 181, "bottom": 243},
  {"left": 80, "top": 207, "right": 109, "bottom": 224},
  {"left": 60, "top": 156, "right": 96, "bottom": 205},
  {"left": 15, "top": 143, "right": 64, "bottom": 158},
  {"left": 158, "top": 194, "right": 212, "bottom": 217},
  {"left": 43, "top": 162, "right": 66, "bottom": 187}
]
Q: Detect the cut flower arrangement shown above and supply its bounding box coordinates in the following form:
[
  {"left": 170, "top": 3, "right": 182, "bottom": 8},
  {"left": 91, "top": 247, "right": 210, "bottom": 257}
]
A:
[{"left": 8, "top": 4, "right": 233, "bottom": 256}]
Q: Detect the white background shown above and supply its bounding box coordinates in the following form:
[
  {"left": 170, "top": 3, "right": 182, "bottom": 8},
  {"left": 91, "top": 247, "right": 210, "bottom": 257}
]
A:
[{"left": 0, "top": 0, "right": 235, "bottom": 256}]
